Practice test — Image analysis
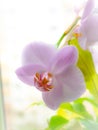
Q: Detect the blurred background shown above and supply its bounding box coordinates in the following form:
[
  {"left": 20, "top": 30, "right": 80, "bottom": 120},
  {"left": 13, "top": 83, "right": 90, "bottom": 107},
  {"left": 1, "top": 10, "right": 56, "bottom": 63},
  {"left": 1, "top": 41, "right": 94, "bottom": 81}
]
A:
[{"left": 1, "top": 0, "right": 97, "bottom": 130}]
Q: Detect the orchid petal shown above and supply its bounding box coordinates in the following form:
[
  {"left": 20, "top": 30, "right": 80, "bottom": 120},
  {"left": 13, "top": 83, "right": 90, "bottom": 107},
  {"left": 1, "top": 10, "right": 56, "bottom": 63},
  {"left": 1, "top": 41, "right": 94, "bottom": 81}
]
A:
[
  {"left": 82, "top": 14, "right": 98, "bottom": 43},
  {"left": 78, "top": 36, "right": 87, "bottom": 49},
  {"left": 50, "top": 46, "right": 78, "bottom": 74},
  {"left": 16, "top": 64, "right": 45, "bottom": 86},
  {"left": 57, "top": 66, "right": 85, "bottom": 102},
  {"left": 42, "top": 78, "right": 64, "bottom": 110},
  {"left": 82, "top": 0, "right": 94, "bottom": 20},
  {"left": 22, "top": 42, "right": 56, "bottom": 67}
]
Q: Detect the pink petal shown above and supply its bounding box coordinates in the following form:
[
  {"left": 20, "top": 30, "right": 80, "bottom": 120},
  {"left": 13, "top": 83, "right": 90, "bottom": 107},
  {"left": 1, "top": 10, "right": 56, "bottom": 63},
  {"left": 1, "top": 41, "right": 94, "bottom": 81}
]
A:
[
  {"left": 16, "top": 64, "right": 45, "bottom": 86},
  {"left": 57, "top": 66, "right": 85, "bottom": 102},
  {"left": 22, "top": 42, "right": 56, "bottom": 67},
  {"left": 78, "top": 36, "right": 87, "bottom": 49},
  {"left": 42, "top": 78, "right": 64, "bottom": 110},
  {"left": 82, "top": 0, "right": 94, "bottom": 20},
  {"left": 82, "top": 14, "right": 98, "bottom": 43},
  {"left": 50, "top": 46, "right": 78, "bottom": 75}
]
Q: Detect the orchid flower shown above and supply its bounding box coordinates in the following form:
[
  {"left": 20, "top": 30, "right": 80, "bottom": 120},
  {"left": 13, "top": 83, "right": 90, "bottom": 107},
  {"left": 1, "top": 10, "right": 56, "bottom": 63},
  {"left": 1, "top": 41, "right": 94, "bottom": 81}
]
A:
[
  {"left": 74, "top": 0, "right": 98, "bottom": 49},
  {"left": 16, "top": 42, "right": 85, "bottom": 109}
]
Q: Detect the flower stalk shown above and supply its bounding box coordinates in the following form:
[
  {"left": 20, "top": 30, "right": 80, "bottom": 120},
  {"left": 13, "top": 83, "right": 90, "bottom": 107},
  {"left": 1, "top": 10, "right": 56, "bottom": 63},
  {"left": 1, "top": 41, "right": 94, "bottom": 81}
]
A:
[{"left": 56, "top": 16, "right": 80, "bottom": 48}]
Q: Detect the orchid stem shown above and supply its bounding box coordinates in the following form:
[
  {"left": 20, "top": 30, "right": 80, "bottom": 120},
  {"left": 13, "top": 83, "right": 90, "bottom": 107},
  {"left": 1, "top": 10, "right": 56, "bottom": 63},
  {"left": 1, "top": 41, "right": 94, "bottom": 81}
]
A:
[{"left": 56, "top": 17, "right": 80, "bottom": 48}]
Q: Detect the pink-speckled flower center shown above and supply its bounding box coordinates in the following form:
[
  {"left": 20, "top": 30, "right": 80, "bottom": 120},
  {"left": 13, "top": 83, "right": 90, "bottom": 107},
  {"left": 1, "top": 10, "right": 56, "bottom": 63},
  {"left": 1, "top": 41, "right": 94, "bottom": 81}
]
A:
[{"left": 34, "top": 72, "right": 53, "bottom": 92}]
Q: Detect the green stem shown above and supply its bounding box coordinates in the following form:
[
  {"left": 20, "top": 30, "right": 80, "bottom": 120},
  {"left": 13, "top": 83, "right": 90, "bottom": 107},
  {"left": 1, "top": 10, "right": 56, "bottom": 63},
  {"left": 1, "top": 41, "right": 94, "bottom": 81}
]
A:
[
  {"left": 56, "top": 33, "right": 65, "bottom": 48},
  {"left": 56, "top": 17, "right": 80, "bottom": 48}
]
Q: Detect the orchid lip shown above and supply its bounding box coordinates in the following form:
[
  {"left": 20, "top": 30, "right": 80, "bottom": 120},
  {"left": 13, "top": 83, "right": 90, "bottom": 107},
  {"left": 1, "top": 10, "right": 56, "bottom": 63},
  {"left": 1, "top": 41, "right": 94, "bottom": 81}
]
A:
[{"left": 34, "top": 72, "right": 54, "bottom": 92}]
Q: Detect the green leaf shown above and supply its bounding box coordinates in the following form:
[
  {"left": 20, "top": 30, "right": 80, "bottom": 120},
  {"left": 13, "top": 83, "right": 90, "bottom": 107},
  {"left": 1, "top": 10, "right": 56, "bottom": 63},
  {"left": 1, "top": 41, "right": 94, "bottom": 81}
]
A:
[
  {"left": 60, "top": 103, "right": 73, "bottom": 111},
  {"left": 68, "top": 38, "right": 98, "bottom": 103},
  {"left": 72, "top": 102, "right": 93, "bottom": 119},
  {"left": 49, "top": 115, "right": 68, "bottom": 130},
  {"left": 74, "top": 97, "right": 98, "bottom": 108},
  {"left": 59, "top": 101, "right": 93, "bottom": 120}
]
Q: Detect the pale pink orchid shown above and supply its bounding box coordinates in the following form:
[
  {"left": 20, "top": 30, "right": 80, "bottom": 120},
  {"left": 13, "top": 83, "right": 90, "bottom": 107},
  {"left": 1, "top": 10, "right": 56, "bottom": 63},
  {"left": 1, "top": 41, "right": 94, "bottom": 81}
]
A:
[
  {"left": 16, "top": 42, "right": 85, "bottom": 109},
  {"left": 74, "top": 0, "right": 98, "bottom": 49}
]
